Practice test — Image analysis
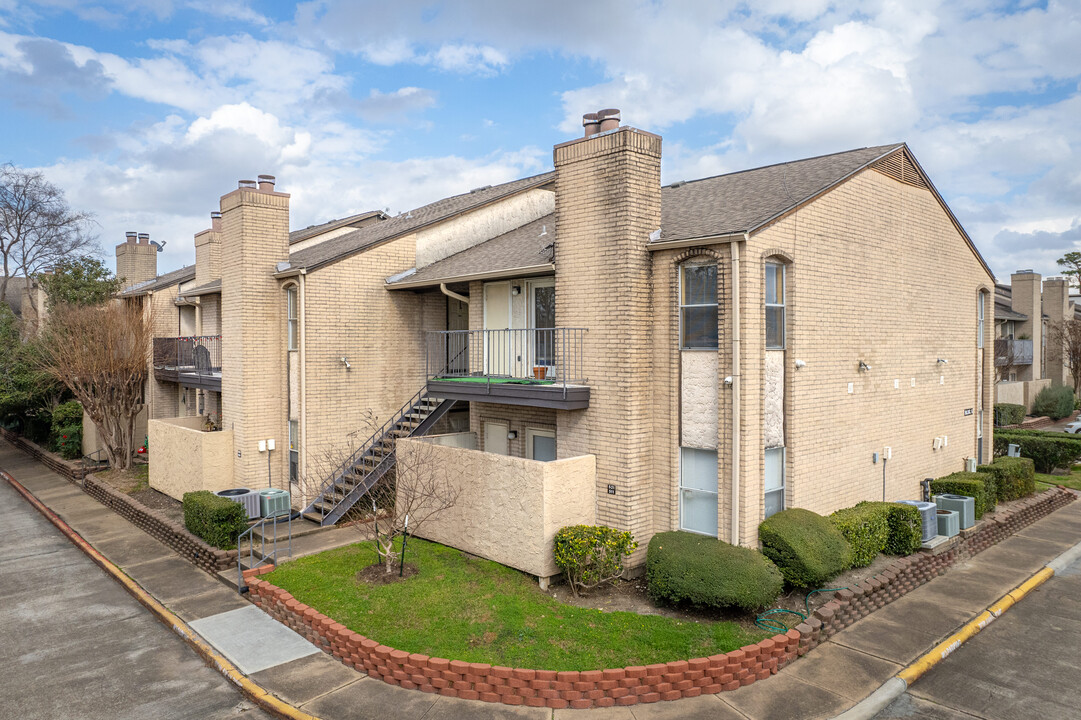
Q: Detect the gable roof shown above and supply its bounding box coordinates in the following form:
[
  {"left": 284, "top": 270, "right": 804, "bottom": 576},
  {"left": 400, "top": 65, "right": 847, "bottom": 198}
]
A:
[
  {"left": 283, "top": 172, "right": 555, "bottom": 273},
  {"left": 386, "top": 215, "right": 555, "bottom": 289},
  {"left": 119, "top": 265, "right": 196, "bottom": 297},
  {"left": 289, "top": 210, "right": 387, "bottom": 245},
  {"left": 656, "top": 143, "right": 994, "bottom": 280}
]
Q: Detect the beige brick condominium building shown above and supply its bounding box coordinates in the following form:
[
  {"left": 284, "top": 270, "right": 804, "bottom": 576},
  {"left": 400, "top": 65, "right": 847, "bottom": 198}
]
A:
[{"left": 137, "top": 111, "right": 994, "bottom": 580}]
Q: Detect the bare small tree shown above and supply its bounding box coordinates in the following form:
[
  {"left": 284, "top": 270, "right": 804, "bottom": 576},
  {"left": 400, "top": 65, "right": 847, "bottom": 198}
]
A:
[
  {"left": 994, "top": 336, "right": 1022, "bottom": 383},
  {"left": 306, "top": 415, "right": 459, "bottom": 574},
  {"left": 0, "top": 164, "right": 96, "bottom": 303},
  {"left": 1048, "top": 318, "right": 1081, "bottom": 392},
  {"left": 34, "top": 301, "right": 150, "bottom": 470}
]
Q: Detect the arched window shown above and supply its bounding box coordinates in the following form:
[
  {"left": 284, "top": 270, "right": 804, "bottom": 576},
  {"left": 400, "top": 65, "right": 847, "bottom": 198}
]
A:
[{"left": 765, "top": 261, "right": 785, "bottom": 349}]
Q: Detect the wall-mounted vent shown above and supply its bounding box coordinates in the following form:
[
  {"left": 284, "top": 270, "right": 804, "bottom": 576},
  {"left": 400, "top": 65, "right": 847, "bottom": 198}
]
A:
[{"left": 872, "top": 150, "right": 929, "bottom": 190}]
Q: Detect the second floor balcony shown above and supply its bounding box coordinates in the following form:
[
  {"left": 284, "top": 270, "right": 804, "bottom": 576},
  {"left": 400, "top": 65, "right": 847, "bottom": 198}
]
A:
[
  {"left": 426, "top": 328, "right": 590, "bottom": 410},
  {"left": 995, "top": 338, "right": 1033, "bottom": 367},
  {"left": 153, "top": 335, "right": 222, "bottom": 391}
]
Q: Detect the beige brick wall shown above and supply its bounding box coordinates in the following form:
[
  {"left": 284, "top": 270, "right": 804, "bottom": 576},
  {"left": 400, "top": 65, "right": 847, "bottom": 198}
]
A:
[
  {"left": 553, "top": 127, "right": 662, "bottom": 563},
  {"left": 194, "top": 227, "right": 222, "bottom": 287},
  {"left": 199, "top": 294, "right": 221, "bottom": 336},
  {"left": 299, "top": 239, "right": 445, "bottom": 491},
  {"left": 220, "top": 186, "right": 291, "bottom": 490},
  {"left": 469, "top": 402, "right": 556, "bottom": 458},
  {"left": 116, "top": 239, "right": 157, "bottom": 290},
  {"left": 732, "top": 167, "right": 995, "bottom": 541}
]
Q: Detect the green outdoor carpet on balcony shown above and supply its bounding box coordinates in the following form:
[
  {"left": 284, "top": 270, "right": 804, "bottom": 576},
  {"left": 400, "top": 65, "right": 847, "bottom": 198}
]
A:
[{"left": 434, "top": 376, "right": 555, "bottom": 385}]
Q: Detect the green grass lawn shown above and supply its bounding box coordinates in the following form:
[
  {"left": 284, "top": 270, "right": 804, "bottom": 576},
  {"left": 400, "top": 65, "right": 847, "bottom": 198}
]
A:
[
  {"left": 264, "top": 538, "right": 766, "bottom": 671},
  {"left": 1035, "top": 464, "right": 1081, "bottom": 492}
]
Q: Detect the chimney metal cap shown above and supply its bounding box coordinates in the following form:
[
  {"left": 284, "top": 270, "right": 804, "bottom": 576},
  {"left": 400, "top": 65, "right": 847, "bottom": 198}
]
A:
[
  {"left": 239, "top": 179, "right": 257, "bottom": 189},
  {"left": 597, "top": 108, "right": 621, "bottom": 120},
  {"left": 210, "top": 211, "right": 222, "bottom": 219},
  {"left": 582, "top": 112, "right": 599, "bottom": 125},
  {"left": 257, "top": 174, "right": 276, "bottom": 190}
]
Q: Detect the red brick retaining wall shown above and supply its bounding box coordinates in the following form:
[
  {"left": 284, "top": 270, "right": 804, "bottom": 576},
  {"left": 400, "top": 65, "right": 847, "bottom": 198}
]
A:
[
  {"left": 85, "top": 474, "right": 237, "bottom": 574},
  {"left": 244, "top": 486, "right": 1074, "bottom": 709},
  {"left": 0, "top": 427, "right": 86, "bottom": 481}
]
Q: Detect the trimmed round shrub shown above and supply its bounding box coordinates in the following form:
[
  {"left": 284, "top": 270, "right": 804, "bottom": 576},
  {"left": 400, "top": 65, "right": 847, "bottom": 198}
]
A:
[
  {"left": 993, "top": 403, "right": 1025, "bottom": 427},
  {"left": 1032, "top": 385, "right": 1075, "bottom": 420},
  {"left": 183, "top": 490, "right": 249, "bottom": 550},
  {"left": 51, "top": 400, "right": 83, "bottom": 429},
  {"left": 977, "top": 456, "right": 1036, "bottom": 502},
  {"left": 553, "top": 525, "right": 637, "bottom": 597},
  {"left": 646, "top": 531, "right": 782, "bottom": 611},
  {"left": 855, "top": 502, "right": 923, "bottom": 556},
  {"left": 931, "top": 473, "right": 995, "bottom": 519},
  {"left": 830, "top": 504, "right": 888, "bottom": 568},
  {"left": 758, "top": 508, "right": 852, "bottom": 588}
]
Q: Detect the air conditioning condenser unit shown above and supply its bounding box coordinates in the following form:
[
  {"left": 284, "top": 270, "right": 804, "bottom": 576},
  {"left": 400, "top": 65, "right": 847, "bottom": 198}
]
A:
[{"left": 214, "top": 488, "right": 260, "bottom": 520}]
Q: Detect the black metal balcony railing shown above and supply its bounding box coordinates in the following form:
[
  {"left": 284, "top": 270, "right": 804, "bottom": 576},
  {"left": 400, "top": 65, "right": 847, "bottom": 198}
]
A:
[
  {"left": 995, "top": 338, "right": 1033, "bottom": 367},
  {"left": 426, "top": 328, "right": 586, "bottom": 390},
  {"left": 153, "top": 336, "right": 222, "bottom": 376}
]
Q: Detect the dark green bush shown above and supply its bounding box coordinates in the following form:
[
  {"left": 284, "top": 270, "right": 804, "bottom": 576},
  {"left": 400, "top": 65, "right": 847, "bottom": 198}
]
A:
[
  {"left": 51, "top": 400, "right": 83, "bottom": 429},
  {"left": 931, "top": 473, "right": 995, "bottom": 519},
  {"left": 994, "top": 430, "right": 1081, "bottom": 473},
  {"left": 758, "top": 508, "right": 852, "bottom": 588},
  {"left": 829, "top": 504, "right": 889, "bottom": 567},
  {"left": 977, "top": 456, "right": 1036, "bottom": 502},
  {"left": 53, "top": 424, "right": 82, "bottom": 460},
  {"left": 993, "top": 403, "right": 1026, "bottom": 427},
  {"left": 1032, "top": 385, "right": 1075, "bottom": 420},
  {"left": 855, "top": 501, "right": 923, "bottom": 555},
  {"left": 182, "top": 491, "right": 249, "bottom": 550},
  {"left": 646, "top": 531, "right": 782, "bottom": 611},
  {"left": 553, "top": 525, "right": 637, "bottom": 597}
]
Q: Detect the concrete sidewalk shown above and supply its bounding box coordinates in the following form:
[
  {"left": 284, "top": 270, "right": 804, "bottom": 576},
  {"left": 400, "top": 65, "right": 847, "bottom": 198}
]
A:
[{"left": 4, "top": 438, "right": 1080, "bottom": 720}]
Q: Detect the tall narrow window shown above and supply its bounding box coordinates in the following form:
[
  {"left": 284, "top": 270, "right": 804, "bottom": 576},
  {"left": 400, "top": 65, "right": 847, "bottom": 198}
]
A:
[
  {"left": 764, "top": 447, "right": 785, "bottom": 518},
  {"left": 679, "top": 447, "right": 718, "bottom": 535},
  {"left": 289, "top": 420, "right": 299, "bottom": 484},
  {"left": 977, "top": 291, "right": 985, "bottom": 348},
  {"left": 286, "top": 286, "right": 298, "bottom": 351},
  {"left": 766, "top": 262, "right": 785, "bottom": 349},
  {"left": 680, "top": 263, "right": 718, "bottom": 349}
]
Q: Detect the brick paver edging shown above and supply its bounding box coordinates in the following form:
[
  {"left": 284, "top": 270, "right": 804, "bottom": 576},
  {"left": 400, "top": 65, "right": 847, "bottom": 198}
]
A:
[
  {"left": 0, "top": 427, "right": 86, "bottom": 482},
  {"left": 243, "top": 486, "right": 1073, "bottom": 710},
  {"left": 794, "top": 486, "right": 1075, "bottom": 655},
  {"left": 84, "top": 474, "right": 238, "bottom": 574}
]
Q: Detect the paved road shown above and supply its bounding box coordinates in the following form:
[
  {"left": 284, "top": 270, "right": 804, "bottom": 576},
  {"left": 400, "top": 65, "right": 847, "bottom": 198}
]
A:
[
  {"left": 874, "top": 553, "right": 1081, "bottom": 720},
  {"left": 0, "top": 478, "right": 272, "bottom": 720}
]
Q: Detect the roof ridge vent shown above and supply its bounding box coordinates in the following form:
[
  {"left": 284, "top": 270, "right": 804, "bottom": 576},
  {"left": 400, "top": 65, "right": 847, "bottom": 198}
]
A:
[{"left": 469, "top": 185, "right": 492, "bottom": 194}]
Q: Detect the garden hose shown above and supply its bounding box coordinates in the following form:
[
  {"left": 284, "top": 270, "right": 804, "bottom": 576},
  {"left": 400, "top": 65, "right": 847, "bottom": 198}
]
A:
[{"left": 754, "top": 587, "right": 848, "bottom": 632}]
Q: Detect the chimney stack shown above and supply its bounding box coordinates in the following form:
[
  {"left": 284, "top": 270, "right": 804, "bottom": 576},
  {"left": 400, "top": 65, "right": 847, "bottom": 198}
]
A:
[
  {"left": 116, "top": 230, "right": 157, "bottom": 290},
  {"left": 597, "top": 108, "right": 621, "bottom": 132},
  {"left": 258, "top": 174, "right": 276, "bottom": 191},
  {"left": 125, "top": 231, "right": 137, "bottom": 244},
  {"left": 137, "top": 232, "right": 150, "bottom": 245},
  {"left": 211, "top": 211, "right": 222, "bottom": 231},
  {"left": 238, "top": 179, "right": 257, "bottom": 189},
  {"left": 582, "top": 112, "right": 600, "bottom": 137}
]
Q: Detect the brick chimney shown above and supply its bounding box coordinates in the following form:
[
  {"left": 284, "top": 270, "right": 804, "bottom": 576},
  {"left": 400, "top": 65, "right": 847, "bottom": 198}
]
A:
[
  {"left": 115, "top": 230, "right": 157, "bottom": 290},
  {"left": 1010, "top": 271, "right": 1041, "bottom": 382},
  {"left": 1044, "top": 276, "right": 1071, "bottom": 385},
  {"left": 194, "top": 212, "right": 223, "bottom": 287},
  {"left": 219, "top": 174, "right": 291, "bottom": 490},
  {"left": 553, "top": 110, "right": 662, "bottom": 560}
]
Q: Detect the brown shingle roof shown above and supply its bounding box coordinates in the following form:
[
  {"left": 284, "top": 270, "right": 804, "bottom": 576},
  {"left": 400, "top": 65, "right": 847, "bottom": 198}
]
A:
[
  {"left": 288, "top": 210, "right": 386, "bottom": 245},
  {"left": 657, "top": 144, "right": 904, "bottom": 242},
  {"left": 179, "top": 279, "right": 221, "bottom": 297},
  {"left": 386, "top": 215, "right": 555, "bottom": 289},
  {"left": 286, "top": 172, "right": 555, "bottom": 272},
  {"left": 119, "top": 265, "right": 196, "bottom": 297}
]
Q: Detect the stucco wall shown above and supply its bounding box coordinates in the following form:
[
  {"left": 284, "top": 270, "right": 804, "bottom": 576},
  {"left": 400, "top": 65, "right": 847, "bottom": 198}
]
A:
[
  {"left": 681, "top": 351, "right": 719, "bottom": 449},
  {"left": 148, "top": 417, "right": 235, "bottom": 500},
  {"left": 995, "top": 378, "right": 1051, "bottom": 412},
  {"left": 398, "top": 438, "right": 595, "bottom": 579},
  {"left": 764, "top": 350, "right": 785, "bottom": 448},
  {"left": 414, "top": 188, "right": 554, "bottom": 269}
]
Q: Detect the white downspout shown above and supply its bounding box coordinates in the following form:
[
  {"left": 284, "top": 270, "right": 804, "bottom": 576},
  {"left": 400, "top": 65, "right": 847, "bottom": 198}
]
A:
[
  {"left": 299, "top": 271, "right": 307, "bottom": 504},
  {"left": 731, "top": 238, "right": 744, "bottom": 546},
  {"left": 440, "top": 282, "right": 470, "bottom": 305}
]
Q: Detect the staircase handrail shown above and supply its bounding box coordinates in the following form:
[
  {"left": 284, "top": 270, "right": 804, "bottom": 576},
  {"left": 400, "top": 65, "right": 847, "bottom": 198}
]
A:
[{"left": 306, "top": 386, "right": 427, "bottom": 521}]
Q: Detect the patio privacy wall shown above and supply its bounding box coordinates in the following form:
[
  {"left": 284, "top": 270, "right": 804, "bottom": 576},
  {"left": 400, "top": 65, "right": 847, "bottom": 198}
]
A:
[
  {"left": 148, "top": 417, "right": 234, "bottom": 500},
  {"left": 995, "top": 378, "right": 1051, "bottom": 413},
  {"left": 397, "top": 437, "right": 596, "bottom": 580}
]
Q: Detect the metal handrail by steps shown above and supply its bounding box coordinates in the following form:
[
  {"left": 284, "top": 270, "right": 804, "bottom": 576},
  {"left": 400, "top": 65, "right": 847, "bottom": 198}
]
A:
[{"left": 236, "top": 512, "right": 292, "bottom": 593}]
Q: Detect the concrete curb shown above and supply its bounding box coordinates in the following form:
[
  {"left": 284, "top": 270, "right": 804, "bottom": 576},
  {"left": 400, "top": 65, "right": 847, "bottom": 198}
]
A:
[
  {"left": 1, "top": 469, "right": 321, "bottom": 720},
  {"left": 832, "top": 538, "right": 1081, "bottom": 720}
]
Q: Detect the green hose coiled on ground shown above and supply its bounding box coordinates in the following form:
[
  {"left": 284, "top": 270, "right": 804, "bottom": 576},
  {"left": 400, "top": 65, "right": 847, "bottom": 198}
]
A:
[{"left": 754, "top": 587, "right": 848, "bottom": 632}]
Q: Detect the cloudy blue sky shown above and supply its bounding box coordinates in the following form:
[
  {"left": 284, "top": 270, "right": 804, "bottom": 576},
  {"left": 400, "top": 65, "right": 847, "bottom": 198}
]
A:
[{"left": 1, "top": 0, "right": 1078, "bottom": 280}]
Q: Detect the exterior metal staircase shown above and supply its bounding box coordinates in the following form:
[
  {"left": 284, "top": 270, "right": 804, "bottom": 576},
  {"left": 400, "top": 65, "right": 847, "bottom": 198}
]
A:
[{"left": 301, "top": 389, "right": 455, "bottom": 526}]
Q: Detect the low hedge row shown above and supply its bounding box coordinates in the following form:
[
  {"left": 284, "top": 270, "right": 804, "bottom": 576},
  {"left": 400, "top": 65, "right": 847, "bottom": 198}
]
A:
[
  {"left": 759, "top": 508, "right": 852, "bottom": 588},
  {"left": 995, "top": 430, "right": 1081, "bottom": 473},
  {"left": 993, "top": 403, "right": 1026, "bottom": 427},
  {"left": 182, "top": 490, "right": 249, "bottom": 550},
  {"left": 646, "top": 531, "right": 782, "bottom": 611},
  {"left": 931, "top": 473, "right": 995, "bottom": 519},
  {"left": 977, "top": 456, "right": 1036, "bottom": 502}
]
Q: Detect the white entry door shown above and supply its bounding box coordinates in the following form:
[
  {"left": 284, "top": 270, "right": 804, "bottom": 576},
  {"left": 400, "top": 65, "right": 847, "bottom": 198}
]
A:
[
  {"left": 483, "top": 283, "right": 511, "bottom": 376},
  {"left": 484, "top": 421, "right": 510, "bottom": 456}
]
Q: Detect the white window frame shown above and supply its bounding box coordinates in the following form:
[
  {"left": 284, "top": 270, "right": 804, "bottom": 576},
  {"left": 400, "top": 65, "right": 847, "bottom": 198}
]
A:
[
  {"left": 289, "top": 419, "right": 299, "bottom": 484},
  {"left": 977, "top": 291, "right": 985, "bottom": 349},
  {"left": 679, "top": 262, "right": 719, "bottom": 350},
  {"left": 764, "top": 446, "right": 785, "bottom": 519},
  {"left": 525, "top": 427, "right": 556, "bottom": 462},
  {"left": 766, "top": 262, "right": 786, "bottom": 350},
  {"left": 679, "top": 447, "right": 718, "bottom": 536},
  {"left": 286, "top": 286, "right": 298, "bottom": 351}
]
